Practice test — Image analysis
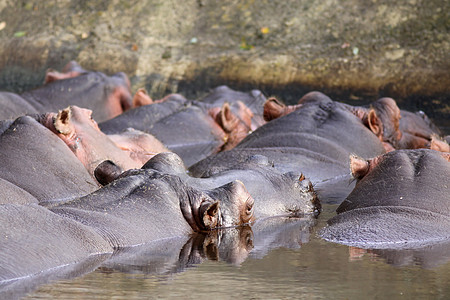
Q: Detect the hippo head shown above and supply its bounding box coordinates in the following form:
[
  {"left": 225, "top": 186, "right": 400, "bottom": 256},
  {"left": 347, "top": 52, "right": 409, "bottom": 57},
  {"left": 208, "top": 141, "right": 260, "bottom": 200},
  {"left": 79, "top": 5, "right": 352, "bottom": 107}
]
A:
[
  {"left": 210, "top": 101, "right": 254, "bottom": 150},
  {"left": 367, "top": 97, "right": 402, "bottom": 150},
  {"left": 181, "top": 180, "right": 255, "bottom": 232},
  {"left": 40, "top": 106, "right": 141, "bottom": 177}
]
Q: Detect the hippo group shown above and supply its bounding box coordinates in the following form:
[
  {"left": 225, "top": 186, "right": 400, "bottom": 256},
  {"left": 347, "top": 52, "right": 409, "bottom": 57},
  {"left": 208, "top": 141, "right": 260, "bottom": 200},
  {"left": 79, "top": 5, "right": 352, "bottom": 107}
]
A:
[{"left": 0, "top": 61, "right": 449, "bottom": 293}]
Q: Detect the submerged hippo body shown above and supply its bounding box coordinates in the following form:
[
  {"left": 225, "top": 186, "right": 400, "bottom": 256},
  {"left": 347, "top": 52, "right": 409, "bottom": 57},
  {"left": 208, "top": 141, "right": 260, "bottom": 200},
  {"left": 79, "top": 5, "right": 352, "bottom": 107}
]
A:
[
  {"left": 51, "top": 168, "right": 255, "bottom": 247},
  {"left": 320, "top": 149, "right": 450, "bottom": 249},
  {"left": 397, "top": 110, "right": 443, "bottom": 150},
  {"left": 0, "top": 116, "right": 99, "bottom": 204},
  {"left": 190, "top": 93, "right": 386, "bottom": 203},
  {"left": 0, "top": 166, "right": 254, "bottom": 288},
  {"left": 199, "top": 85, "right": 267, "bottom": 130},
  {"left": 0, "top": 203, "right": 112, "bottom": 284},
  {"left": 38, "top": 105, "right": 162, "bottom": 178},
  {"left": 99, "top": 93, "right": 188, "bottom": 134},
  {"left": 139, "top": 152, "right": 320, "bottom": 220},
  {"left": 0, "top": 92, "right": 38, "bottom": 120},
  {"left": 101, "top": 93, "right": 254, "bottom": 167},
  {"left": 0, "top": 62, "right": 132, "bottom": 123}
]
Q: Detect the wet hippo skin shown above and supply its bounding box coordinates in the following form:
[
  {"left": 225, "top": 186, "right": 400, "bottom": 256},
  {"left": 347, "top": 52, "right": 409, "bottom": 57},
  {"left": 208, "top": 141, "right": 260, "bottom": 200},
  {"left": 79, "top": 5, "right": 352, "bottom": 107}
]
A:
[
  {"left": 190, "top": 92, "right": 386, "bottom": 204},
  {"left": 320, "top": 149, "right": 450, "bottom": 249}
]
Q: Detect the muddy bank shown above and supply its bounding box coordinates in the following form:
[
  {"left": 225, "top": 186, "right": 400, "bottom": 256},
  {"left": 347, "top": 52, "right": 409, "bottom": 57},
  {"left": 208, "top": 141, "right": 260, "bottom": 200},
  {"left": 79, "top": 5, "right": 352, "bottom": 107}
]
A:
[{"left": 0, "top": 0, "right": 448, "bottom": 130}]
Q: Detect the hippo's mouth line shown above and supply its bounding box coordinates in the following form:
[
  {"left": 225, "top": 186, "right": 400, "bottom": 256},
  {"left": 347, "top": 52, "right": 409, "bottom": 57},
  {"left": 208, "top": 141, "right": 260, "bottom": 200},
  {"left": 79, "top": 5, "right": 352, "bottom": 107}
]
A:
[
  {"left": 208, "top": 213, "right": 255, "bottom": 232},
  {"left": 208, "top": 222, "right": 254, "bottom": 230}
]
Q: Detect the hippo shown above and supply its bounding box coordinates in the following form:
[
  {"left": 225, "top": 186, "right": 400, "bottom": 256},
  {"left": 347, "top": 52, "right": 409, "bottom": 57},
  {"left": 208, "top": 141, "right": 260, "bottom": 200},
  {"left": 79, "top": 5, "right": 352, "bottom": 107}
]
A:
[
  {"left": 0, "top": 203, "right": 113, "bottom": 285},
  {"left": 320, "top": 149, "right": 450, "bottom": 249},
  {"left": 199, "top": 85, "right": 268, "bottom": 130},
  {"left": 0, "top": 116, "right": 99, "bottom": 204},
  {"left": 44, "top": 60, "right": 87, "bottom": 83},
  {"left": 0, "top": 166, "right": 254, "bottom": 286},
  {"left": 0, "top": 62, "right": 132, "bottom": 122},
  {"left": 99, "top": 93, "right": 189, "bottom": 134},
  {"left": 190, "top": 92, "right": 386, "bottom": 203},
  {"left": 263, "top": 91, "right": 403, "bottom": 152},
  {"left": 146, "top": 101, "right": 253, "bottom": 166},
  {"left": 397, "top": 109, "right": 443, "bottom": 150},
  {"left": 100, "top": 93, "right": 255, "bottom": 167},
  {"left": 116, "top": 152, "right": 321, "bottom": 219},
  {"left": 50, "top": 168, "right": 255, "bottom": 246},
  {"left": 37, "top": 105, "right": 168, "bottom": 178},
  {"left": 0, "top": 91, "right": 39, "bottom": 120}
]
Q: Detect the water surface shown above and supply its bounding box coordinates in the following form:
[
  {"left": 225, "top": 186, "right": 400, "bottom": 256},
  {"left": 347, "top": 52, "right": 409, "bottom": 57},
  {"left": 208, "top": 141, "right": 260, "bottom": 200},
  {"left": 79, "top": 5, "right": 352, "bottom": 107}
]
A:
[{"left": 19, "top": 205, "right": 450, "bottom": 299}]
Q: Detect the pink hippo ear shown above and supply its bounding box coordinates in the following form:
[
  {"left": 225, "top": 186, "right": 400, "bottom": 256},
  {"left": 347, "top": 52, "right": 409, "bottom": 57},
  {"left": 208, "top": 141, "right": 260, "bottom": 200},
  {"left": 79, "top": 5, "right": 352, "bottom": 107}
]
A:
[
  {"left": 441, "top": 152, "right": 450, "bottom": 162},
  {"left": 132, "top": 88, "right": 153, "bottom": 107},
  {"left": 218, "top": 102, "right": 239, "bottom": 133},
  {"left": 44, "top": 68, "right": 59, "bottom": 84},
  {"left": 367, "top": 108, "right": 383, "bottom": 139},
  {"left": 54, "top": 107, "right": 75, "bottom": 135},
  {"left": 350, "top": 154, "right": 386, "bottom": 180},
  {"left": 263, "top": 97, "right": 286, "bottom": 121},
  {"left": 430, "top": 135, "right": 450, "bottom": 153},
  {"left": 350, "top": 154, "right": 370, "bottom": 180}
]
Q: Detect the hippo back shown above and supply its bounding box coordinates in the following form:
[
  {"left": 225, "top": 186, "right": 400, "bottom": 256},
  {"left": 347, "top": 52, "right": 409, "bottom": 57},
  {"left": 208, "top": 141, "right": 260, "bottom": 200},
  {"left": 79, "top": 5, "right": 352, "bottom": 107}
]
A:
[
  {"left": 320, "top": 149, "right": 450, "bottom": 249},
  {"left": 236, "top": 95, "right": 385, "bottom": 161}
]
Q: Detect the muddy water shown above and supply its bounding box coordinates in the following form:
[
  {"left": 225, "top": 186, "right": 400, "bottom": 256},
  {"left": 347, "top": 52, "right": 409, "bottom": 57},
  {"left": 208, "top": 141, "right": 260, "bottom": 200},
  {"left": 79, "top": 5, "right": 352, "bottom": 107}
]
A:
[{"left": 20, "top": 206, "right": 450, "bottom": 299}]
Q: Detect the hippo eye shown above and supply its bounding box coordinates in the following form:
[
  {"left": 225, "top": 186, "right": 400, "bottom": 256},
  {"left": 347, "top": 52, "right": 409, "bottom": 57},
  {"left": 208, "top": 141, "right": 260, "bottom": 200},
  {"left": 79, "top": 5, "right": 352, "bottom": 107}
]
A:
[{"left": 245, "top": 197, "right": 254, "bottom": 215}]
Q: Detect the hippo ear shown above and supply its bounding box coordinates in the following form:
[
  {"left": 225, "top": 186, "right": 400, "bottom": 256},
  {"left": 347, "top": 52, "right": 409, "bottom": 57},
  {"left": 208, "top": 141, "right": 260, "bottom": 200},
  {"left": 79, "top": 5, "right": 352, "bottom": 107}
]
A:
[
  {"left": 263, "top": 97, "right": 285, "bottom": 121},
  {"left": 440, "top": 152, "right": 450, "bottom": 162},
  {"left": 132, "top": 88, "right": 153, "bottom": 107},
  {"left": 54, "top": 107, "right": 74, "bottom": 135},
  {"left": 350, "top": 154, "right": 370, "bottom": 180},
  {"left": 94, "top": 160, "right": 124, "bottom": 186},
  {"left": 429, "top": 135, "right": 450, "bottom": 152},
  {"left": 44, "top": 69, "right": 60, "bottom": 84},
  {"left": 368, "top": 108, "right": 382, "bottom": 138},
  {"left": 218, "top": 102, "right": 238, "bottom": 133}
]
